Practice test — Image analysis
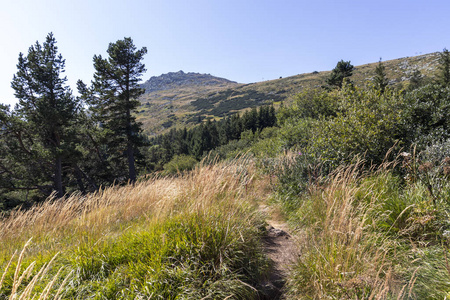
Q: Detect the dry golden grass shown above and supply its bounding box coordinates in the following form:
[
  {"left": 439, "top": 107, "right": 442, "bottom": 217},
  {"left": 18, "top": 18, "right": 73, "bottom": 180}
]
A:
[
  {"left": 1, "top": 156, "right": 267, "bottom": 255},
  {"left": 0, "top": 156, "right": 271, "bottom": 298}
]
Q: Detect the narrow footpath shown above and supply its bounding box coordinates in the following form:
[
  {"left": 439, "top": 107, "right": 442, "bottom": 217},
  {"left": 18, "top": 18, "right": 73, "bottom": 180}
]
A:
[{"left": 258, "top": 204, "right": 300, "bottom": 299}]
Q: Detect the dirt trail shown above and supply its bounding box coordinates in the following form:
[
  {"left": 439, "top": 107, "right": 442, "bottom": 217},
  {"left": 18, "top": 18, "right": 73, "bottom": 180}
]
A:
[{"left": 258, "top": 204, "right": 300, "bottom": 299}]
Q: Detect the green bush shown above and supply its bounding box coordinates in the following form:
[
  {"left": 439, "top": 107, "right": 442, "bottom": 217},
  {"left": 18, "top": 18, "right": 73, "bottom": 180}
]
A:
[
  {"left": 275, "top": 85, "right": 408, "bottom": 167},
  {"left": 277, "top": 88, "right": 339, "bottom": 121},
  {"left": 163, "top": 154, "right": 198, "bottom": 174},
  {"left": 207, "top": 139, "right": 253, "bottom": 161},
  {"left": 403, "top": 84, "right": 450, "bottom": 148},
  {"left": 250, "top": 127, "right": 283, "bottom": 158},
  {"left": 315, "top": 85, "right": 405, "bottom": 164}
]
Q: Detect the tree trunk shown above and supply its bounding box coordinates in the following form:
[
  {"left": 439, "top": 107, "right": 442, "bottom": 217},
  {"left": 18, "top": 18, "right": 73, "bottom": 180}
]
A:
[
  {"left": 127, "top": 142, "right": 136, "bottom": 183},
  {"left": 74, "top": 166, "right": 86, "bottom": 194},
  {"left": 54, "top": 155, "right": 64, "bottom": 197},
  {"left": 125, "top": 69, "right": 136, "bottom": 184},
  {"left": 76, "top": 164, "right": 98, "bottom": 191}
]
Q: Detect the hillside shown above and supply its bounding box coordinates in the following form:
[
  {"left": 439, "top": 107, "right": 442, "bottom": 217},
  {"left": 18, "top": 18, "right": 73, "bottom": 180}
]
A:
[
  {"left": 2, "top": 50, "right": 450, "bottom": 299},
  {"left": 136, "top": 52, "right": 440, "bottom": 135},
  {"left": 141, "top": 70, "right": 238, "bottom": 92},
  {"left": 137, "top": 71, "right": 240, "bottom": 135}
]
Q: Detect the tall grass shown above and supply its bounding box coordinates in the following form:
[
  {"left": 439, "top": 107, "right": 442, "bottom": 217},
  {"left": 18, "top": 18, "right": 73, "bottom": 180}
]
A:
[
  {"left": 0, "top": 156, "right": 271, "bottom": 299},
  {"left": 277, "top": 158, "right": 450, "bottom": 299},
  {"left": 0, "top": 238, "right": 73, "bottom": 300}
]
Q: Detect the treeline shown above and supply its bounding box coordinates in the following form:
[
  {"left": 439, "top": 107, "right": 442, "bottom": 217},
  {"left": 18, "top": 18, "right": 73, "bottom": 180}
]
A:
[
  {"left": 0, "top": 34, "right": 148, "bottom": 210},
  {"left": 0, "top": 33, "right": 278, "bottom": 210},
  {"left": 147, "top": 105, "right": 276, "bottom": 170}
]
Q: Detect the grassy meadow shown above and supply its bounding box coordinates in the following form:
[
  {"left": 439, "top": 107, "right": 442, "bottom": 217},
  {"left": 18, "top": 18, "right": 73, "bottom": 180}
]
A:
[
  {"left": 2, "top": 152, "right": 450, "bottom": 299},
  {"left": 0, "top": 157, "right": 271, "bottom": 299}
]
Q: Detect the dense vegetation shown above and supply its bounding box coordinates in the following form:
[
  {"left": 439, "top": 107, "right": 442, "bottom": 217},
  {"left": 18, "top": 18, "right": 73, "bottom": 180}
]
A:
[
  {"left": 249, "top": 49, "right": 450, "bottom": 298},
  {"left": 190, "top": 88, "right": 284, "bottom": 117},
  {"left": 1, "top": 32, "right": 450, "bottom": 298},
  {"left": 0, "top": 158, "right": 271, "bottom": 299},
  {"left": 147, "top": 105, "right": 276, "bottom": 172},
  {"left": 0, "top": 34, "right": 149, "bottom": 210}
]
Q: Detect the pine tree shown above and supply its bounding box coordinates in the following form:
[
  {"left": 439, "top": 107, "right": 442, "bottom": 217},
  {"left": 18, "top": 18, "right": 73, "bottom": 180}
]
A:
[
  {"left": 230, "top": 114, "right": 242, "bottom": 140},
  {"left": 205, "top": 119, "right": 219, "bottom": 149},
  {"left": 218, "top": 116, "right": 232, "bottom": 145},
  {"left": 243, "top": 107, "right": 258, "bottom": 133},
  {"left": 87, "top": 37, "right": 147, "bottom": 183},
  {"left": 373, "top": 59, "right": 389, "bottom": 93},
  {"left": 268, "top": 105, "right": 277, "bottom": 127},
  {"left": 257, "top": 106, "right": 268, "bottom": 129},
  {"left": 10, "top": 33, "right": 80, "bottom": 197},
  {"left": 326, "top": 60, "right": 354, "bottom": 88},
  {"left": 191, "top": 123, "right": 208, "bottom": 159}
]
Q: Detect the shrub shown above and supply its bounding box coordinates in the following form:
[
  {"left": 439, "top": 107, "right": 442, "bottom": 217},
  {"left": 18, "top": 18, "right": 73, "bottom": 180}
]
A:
[
  {"left": 277, "top": 88, "right": 339, "bottom": 121},
  {"left": 207, "top": 139, "right": 253, "bottom": 161},
  {"left": 163, "top": 154, "right": 198, "bottom": 174},
  {"left": 417, "top": 139, "right": 450, "bottom": 205},
  {"left": 307, "top": 84, "right": 406, "bottom": 166},
  {"left": 402, "top": 84, "right": 450, "bottom": 148},
  {"left": 250, "top": 127, "right": 283, "bottom": 158},
  {"left": 275, "top": 85, "right": 408, "bottom": 167}
]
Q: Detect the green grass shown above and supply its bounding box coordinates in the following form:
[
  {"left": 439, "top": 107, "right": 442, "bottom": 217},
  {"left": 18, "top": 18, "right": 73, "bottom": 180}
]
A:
[
  {"left": 273, "top": 157, "right": 450, "bottom": 299},
  {"left": 0, "top": 158, "right": 271, "bottom": 299},
  {"left": 65, "top": 212, "right": 267, "bottom": 299}
]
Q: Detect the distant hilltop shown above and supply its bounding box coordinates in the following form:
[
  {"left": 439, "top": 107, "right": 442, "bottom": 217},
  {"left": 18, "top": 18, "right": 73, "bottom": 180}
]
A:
[
  {"left": 136, "top": 51, "right": 442, "bottom": 136},
  {"left": 141, "top": 70, "right": 238, "bottom": 93}
]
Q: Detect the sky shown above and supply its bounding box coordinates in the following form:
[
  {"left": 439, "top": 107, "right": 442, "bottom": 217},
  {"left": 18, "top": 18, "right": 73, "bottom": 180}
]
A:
[{"left": 1, "top": 0, "right": 449, "bottom": 106}]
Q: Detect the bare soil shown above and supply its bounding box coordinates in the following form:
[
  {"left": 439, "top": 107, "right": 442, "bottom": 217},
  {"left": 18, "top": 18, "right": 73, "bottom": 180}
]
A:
[{"left": 258, "top": 205, "right": 300, "bottom": 299}]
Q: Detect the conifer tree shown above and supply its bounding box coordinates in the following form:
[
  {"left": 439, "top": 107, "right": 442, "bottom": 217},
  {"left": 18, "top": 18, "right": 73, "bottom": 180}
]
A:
[
  {"left": 230, "top": 114, "right": 242, "bottom": 140},
  {"left": 10, "top": 33, "right": 80, "bottom": 197},
  {"left": 218, "top": 116, "right": 232, "bottom": 145},
  {"left": 191, "top": 123, "right": 208, "bottom": 159},
  {"left": 205, "top": 119, "right": 219, "bottom": 149},
  {"left": 268, "top": 105, "right": 277, "bottom": 127},
  {"left": 87, "top": 37, "right": 147, "bottom": 183},
  {"left": 326, "top": 60, "right": 354, "bottom": 88},
  {"left": 373, "top": 59, "right": 389, "bottom": 93},
  {"left": 243, "top": 107, "right": 258, "bottom": 133}
]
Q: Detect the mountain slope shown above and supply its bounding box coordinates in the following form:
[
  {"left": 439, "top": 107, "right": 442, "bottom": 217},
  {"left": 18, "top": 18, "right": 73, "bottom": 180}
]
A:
[
  {"left": 141, "top": 70, "right": 237, "bottom": 92},
  {"left": 137, "top": 71, "right": 240, "bottom": 135},
  {"left": 136, "top": 52, "right": 440, "bottom": 135}
]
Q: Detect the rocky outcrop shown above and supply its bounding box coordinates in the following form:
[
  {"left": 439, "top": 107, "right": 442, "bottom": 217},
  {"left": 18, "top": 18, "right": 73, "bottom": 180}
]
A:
[{"left": 141, "top": 71, "right": 237, "bottom": 93}]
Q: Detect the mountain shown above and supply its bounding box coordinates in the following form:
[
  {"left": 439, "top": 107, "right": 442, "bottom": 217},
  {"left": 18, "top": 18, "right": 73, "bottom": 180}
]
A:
[
  {"left": 141, "top": 70, "right": 237, "bottom": 93},
  {"left": 136, "top": 52, "right": 440, "bottom": 136}
]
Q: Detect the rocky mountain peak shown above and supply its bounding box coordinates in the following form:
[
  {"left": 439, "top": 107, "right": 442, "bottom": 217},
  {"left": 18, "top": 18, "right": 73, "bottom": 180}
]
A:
[{"left": 141, "top": 71, "right": 237, "bottom": 93}]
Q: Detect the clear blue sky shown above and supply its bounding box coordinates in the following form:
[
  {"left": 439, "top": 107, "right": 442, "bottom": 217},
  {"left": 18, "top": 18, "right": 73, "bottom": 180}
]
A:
[{"left": 1, "top": 0, "right": 449, "bottom": 106}]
